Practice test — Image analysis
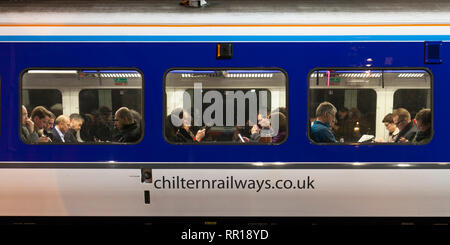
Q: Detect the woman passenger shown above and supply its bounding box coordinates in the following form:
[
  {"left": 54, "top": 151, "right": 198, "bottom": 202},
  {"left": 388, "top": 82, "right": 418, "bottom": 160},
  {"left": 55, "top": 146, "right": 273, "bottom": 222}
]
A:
[
  {"left": 270, "top": 112, "right": 287, "bottom": 143},
  {"left": 175, "top": 110, "right": 206, "bottom": 143}
]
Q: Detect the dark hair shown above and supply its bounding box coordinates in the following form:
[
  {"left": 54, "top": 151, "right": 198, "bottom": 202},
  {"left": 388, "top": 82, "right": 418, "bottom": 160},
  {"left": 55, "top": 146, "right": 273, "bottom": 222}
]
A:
[
  {"left": 415, "top": 108, "right": 431, "bottom": 126},
  {"left": 337, "top": 106, "right": 349, "bottom": 113},
  {"left": 272, "top": 107, "right": 288, "bottom": 117},
  {"left": 31, "top": 106, "right": 52, "bottom": 121},
  {"left": 270, "top": 112, "right": 287, "bottom": 132},
  {"left": 382, "top": 113, "right": 394, "bottom": 124},
  {"left": 99, "top": 106, "right": 112, "bottom": 117}
]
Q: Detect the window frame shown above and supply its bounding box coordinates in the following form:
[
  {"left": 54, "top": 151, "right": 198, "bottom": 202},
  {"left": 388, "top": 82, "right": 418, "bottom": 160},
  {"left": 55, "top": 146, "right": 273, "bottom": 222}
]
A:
[
  {"left": 307, "top": 67, "right": 434, "bottom": 146},
  {"left": 19, "top": 67, "right": 145, "bottom": 145},
  {"left": 163, "top": 67, "right": 289, "bottom": 145}
]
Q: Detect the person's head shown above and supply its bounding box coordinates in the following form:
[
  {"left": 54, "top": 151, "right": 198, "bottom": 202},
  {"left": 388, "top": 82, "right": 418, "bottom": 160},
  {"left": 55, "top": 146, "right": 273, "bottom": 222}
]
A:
[
  {"left": 31, "top": 106, "right": 52, "bottom": 130},
  {"left": 55, "top": 115, "right": 70, "bottom": 134},
  {"left": 393, "top": 108, "right": 411, "bottom": 130},
  {"left": 69, "top": 113, "right": 84, "bottom": 132},
  {"left": 114, "top": 107, "right": 134, "bottom": 130},
  {"left": 415, "top": 108, "right": 432, "bottom": 132},
  {"left": 180, "top": 110, "right": 192, "bottom": 128},
  {"left": 50, "top": 103, "right": 63, "bottom": 118},
  {"left": 315, "top": 101, "right": 337, "bottom": 124},
  {"left": 99, "top": 106, "right": 112, "bottom": 121},
  {"left": 271, "top": 107, "right": 288, "bottom": 118},
  {"left": 46, "top": 112, "right": 56, "bottom": 131},
  {"left": 337, "top": 107, "right": 349, "bottom": 120},
  {"left": 348, "top": 108, "right": 361, "bottom": 121},
  {"left": 382, "top": 113, "right": 397, "bottom": 134},
  {"left": 269, "top": 112, "right": 287, "bottom": 133},
  {"left": 21, "top": 105, "right": 28, "bottom": 125}
]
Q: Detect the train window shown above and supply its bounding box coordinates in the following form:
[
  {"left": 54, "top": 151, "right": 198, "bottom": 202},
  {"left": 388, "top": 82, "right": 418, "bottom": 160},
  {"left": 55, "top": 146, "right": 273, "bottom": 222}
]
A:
[
  {"left": 22, "top": 89, "right": 63, "bottom": 117},
  {"left": 394, "top": 89, "right": 431, "bottom": 119},
  {"left": 164, "top": 69, "right": 288, "bottom": 144},
  {"left": 308, "top": 69, "right": 432, "bottom": 144},
  {"left": 20, "top": 69, "right": 143, "bottom": 144}
]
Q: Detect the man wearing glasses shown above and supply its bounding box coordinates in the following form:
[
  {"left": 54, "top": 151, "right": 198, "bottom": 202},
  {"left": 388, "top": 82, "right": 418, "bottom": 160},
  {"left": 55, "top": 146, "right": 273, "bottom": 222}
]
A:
[{"left": 392, "top": 108, "right": 418, "bottom": 143}]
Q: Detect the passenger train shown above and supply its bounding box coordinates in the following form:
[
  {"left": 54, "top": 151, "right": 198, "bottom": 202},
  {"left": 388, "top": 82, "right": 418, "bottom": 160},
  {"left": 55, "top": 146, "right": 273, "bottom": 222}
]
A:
[{"left": 1, "top": 0, "right": 450, "bottom": 224}]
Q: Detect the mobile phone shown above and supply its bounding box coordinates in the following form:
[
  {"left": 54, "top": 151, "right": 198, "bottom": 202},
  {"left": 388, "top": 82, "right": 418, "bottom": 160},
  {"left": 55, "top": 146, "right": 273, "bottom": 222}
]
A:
[{"left": 238, "top": 133, "right": 245, "bottom": 143}]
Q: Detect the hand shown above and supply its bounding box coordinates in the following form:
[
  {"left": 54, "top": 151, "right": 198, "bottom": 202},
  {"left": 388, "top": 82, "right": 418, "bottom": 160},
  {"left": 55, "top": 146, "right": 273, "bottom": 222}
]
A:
[
  {"left": 399, "top": 137, "right": 409, "bottom": 143},
  {"left": 37, "top": 136, "right": 50, "bottom": 143},
  {"left": 195, "top": 129, "right": 206, "bottom": 142},
  {"left": 374, "top": 138, "right": 386, "bottom": 143},
  {"left": 25, "top": 118, "right": 34, "bottom": 133},
  {"left": 242, "top": 137, "right": 250, "bottom": 143}
]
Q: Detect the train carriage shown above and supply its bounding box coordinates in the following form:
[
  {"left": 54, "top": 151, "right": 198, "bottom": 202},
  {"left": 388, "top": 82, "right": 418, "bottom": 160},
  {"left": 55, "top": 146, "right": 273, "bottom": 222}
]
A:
[{"left": 0, "top": 0, "right": 449, "bottom": 224}]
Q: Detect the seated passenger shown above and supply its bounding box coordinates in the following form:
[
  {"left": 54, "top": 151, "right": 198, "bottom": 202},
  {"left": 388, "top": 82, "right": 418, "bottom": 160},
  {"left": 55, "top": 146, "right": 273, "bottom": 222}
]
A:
[
  {"left": 333, "top": 106, "right": 351, "bottom": 141},
  {"left": 247, "top": 114, "right": 272, "bottom": 143},
  {"left": 21, "top": 105, "right": 34, "bottom": 143},
  {"left": 270, "top": 112, "right": 287, "bottom": 143},
  {"left": 65, "top": 114, "right": 84, "bottom": 143},
  {"left": 50, "top": 115, "right": 70, "bottom": 143},
  {"left": 92, "top": 106, "right": 114, "bottom": 142},
  {"left": 113, "top": 107, "right": 141, "bottom": 143},
  {"left": 30, "top": 106, "right": 53, "bottom": 143},
  {"left": 376, "top": 113, "right": 399, "bottom": 143},
  {"left": 44, "top": 112, "right": 56, "bottom": 138},
  {"left": 310, "top": 102, "right": 338, "bottom": 143},
  {"left": 130, "top": 109, "right": 142, "bottom": 133},
  {"left": 412, "top": 108, "right": 432, "bottom": 143},
  {"left": 80, "top": 113, "right": 95, "bottom": 142},
  {"left": 392, "top": 108, "right": 418, "bottom": 143},
  {"left": 174, "top": 110, "right": 206, "bottom": 143},
  {"left": 166, "top": 108, "right": 183, "bottom": 142}
]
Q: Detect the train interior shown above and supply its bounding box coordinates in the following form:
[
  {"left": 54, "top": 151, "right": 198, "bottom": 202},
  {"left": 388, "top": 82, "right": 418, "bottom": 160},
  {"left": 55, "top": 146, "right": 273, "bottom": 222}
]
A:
[
  {"left": 21, "top": 69, "right": 143, "bottom": 143},
  {"left": 309, "top": 69, "right": 431, "bottom": 143}
]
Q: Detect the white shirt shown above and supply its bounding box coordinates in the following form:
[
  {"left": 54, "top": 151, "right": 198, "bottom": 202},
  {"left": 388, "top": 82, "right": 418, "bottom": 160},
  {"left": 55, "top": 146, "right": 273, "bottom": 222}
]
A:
[
  {"left": 388, "top": 128, "right": 400, "bottom": 143},
  {"left": 55, "top": 126, "right": 65, "bottom": 143}
]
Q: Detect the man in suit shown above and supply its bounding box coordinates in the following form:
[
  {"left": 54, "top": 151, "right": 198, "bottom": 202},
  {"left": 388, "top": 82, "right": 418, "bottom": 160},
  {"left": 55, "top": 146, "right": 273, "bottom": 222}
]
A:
[
  {"left": 30, "top": 106, "right": 53, "bottom": 143},
  {"left": 64, "top": 113, "right": 84, "bottom": 143},
  {"left": 50, "top": 115, "right": 70, "bottom": 143}
]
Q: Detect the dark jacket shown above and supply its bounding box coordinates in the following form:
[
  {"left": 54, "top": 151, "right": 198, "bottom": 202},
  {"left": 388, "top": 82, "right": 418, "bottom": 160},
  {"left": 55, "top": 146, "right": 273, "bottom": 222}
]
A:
[
  {"left": 93, "top": 122, "right": 113, "bottom": 142},
  {"left": 395, "top": 121, "right": 418, "bottom": 143},
  {"left": 49, "top": 127, "right": 64, "bottom": 143},
  {"left": 21, "top": 126, "right": 32, "bottom": 143},
  {"left": 64, "top": 128, "right": 78, "bottom": 143},
  {"left": 412, "top": 128, "right": 432, "bottom": 144},
  {"left": 114, "top": 122, "right": 141, "bottom": 143},
  {"left": 175, "top": 127, "right": 195, "bottom": 143}
]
